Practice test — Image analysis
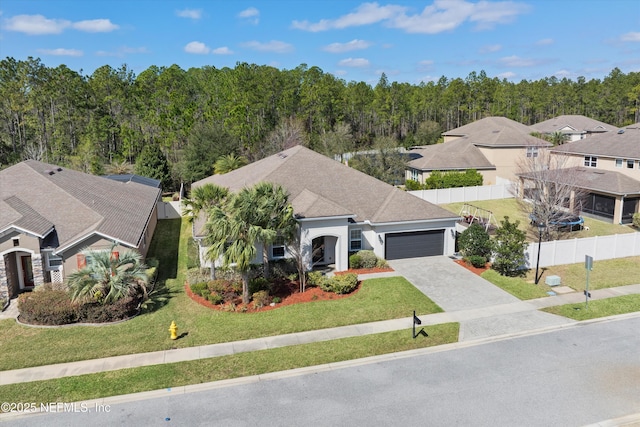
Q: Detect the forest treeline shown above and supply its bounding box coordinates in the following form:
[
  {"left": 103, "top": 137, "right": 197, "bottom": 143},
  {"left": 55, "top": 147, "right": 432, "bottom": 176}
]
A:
[{"left": 2, "top": 56, "right": 639, "bottom": 190}]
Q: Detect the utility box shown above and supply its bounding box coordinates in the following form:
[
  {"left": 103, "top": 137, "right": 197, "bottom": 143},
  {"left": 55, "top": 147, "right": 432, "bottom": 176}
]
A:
[{"left": 545, "top": 275, "right": 561, "bottom": 287}]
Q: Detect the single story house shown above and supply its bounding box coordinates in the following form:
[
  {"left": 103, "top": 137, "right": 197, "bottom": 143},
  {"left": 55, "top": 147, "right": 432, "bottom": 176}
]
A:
[
  {"left": 537, "top": 123, "right": 640, "bottom": 224},
  {"left": 0, "top": 160, "right": 161, "bottom": 302},
  {"left": 192, "top": 145, "right": 459, "bottom": 272},
  {"left": 529, "top": 115, "right": 615, "bottom": 142},
  {"left": 436, "top": 116, "right": 551, "bottom": 184},
  {"left": 405, "top": 137, "right": 496, "bottom": 185}
]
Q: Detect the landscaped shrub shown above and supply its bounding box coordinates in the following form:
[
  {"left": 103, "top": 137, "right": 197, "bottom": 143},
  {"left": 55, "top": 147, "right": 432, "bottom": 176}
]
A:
[
  {"left": 328, "top": 273, "right": 358, "bottom": 294},
  {"left": 77, "top": 296, "right": 139, "bottom": 323},
  {"left": 249, "top": 277, "right": 271, "bottom": 294},
  {"left": 349, "top": 253, "right": 362, "bottom": 269},
  {"left": 375, "top": 258, "right": 389, "bottom": 269},
  {"left": 207, "top": 292, "right": 223, "bottom": 305},
  {"left": 404, "top": 179, "right": 422, "bottom": 191},
  {"left": 18, "top": 289, "right": 78, "bottom": 325},
  {"left": 355, "top": 250, "right": 378, "bottom": 269},
  {"left": 457, "top": 223, "right": 492, "bottom": 261},
  {"left": 491, "top": 216, "right": 527, "bottom": 277},
  {"left": 252, "top": 290, "right": 271, "bottom": 308},
  {"left": 189, "top": 282, "right": 208, "bottom": 297},
  {"left": 307, "top": 271, "right": 328, "bottom": 288},
  {"left": 633, "top": 213, "right": 640, "bottom": 229},
  {"left": 466, "top": 255, "right": 487, "bottom": 268}
]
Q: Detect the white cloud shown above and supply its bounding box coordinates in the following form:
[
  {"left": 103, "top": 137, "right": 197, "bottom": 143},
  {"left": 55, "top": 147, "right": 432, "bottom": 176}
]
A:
[
  {"left": 37, "top": 48, "right": 83, "bottom": 56},
  {"left": 238, "top": 7, "right": 259, "bottom": 24},
  {"left": 552, "top": 69, "right": 573, "bottom": 77},
  {"left": 96, "top": 46, "right": 148, "bottom": 57},
  {"left": 4, "top": 14, "right": 70, "bottom": 35},
  {"left": 338, "top": 57, "right": 370, "bottom": 67},
  {"left": 212, "top": 46, "right": 234, "bottom": 55},
  {"left": 242, "top": 40, "right": 293, "bottom": 53},
  {"left": 479, "top": 44, "right": 501, "bottom": 53},
  {"left": 184, "top": 41, "right": 210, "bottom": 54},
  {"left": 621, "top": 32, "right": 640, "bottom": 42},
  {"left": 323, "top": 39, "right": 371, "bottom": 53},
  {"left": 292, "top": 0, "right": 530, "bottom": 34},
  {"left": 176, "top": 9, "right": 202, "bottom": 20},
  {"left": 497, "top": 71, "right": 516, "bottom": 79},
  {"left": 4, "top": 14, "right": 118, "bottom": 35},
  {"left": 334, "top": 69, "right": 348, "bottom": 76},
  {"left": 72, "top": 19, "right": 119, "bottom": 33},
  {"left": 417, "top": 60, "right": 434, "bottom": 71},
  {"left": 535, "top": 38, "right": 554, "bottom": 46},
  {"left": 498, "top": 55, "right": 538, "bottom": 67}
]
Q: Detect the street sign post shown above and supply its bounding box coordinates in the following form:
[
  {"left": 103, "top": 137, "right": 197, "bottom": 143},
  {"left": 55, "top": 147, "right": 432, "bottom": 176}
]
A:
[{"left": 585, "top": 255, "right": 593, "bottom": 308}]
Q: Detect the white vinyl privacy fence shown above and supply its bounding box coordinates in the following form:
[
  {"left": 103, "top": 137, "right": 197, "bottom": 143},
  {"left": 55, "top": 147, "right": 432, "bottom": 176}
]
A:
[
  {"left": 524, "top": 232, "right": 640, "bottom": 269},
  {"left": 409, "top": 183, "right": 514, "bottom": 204}
]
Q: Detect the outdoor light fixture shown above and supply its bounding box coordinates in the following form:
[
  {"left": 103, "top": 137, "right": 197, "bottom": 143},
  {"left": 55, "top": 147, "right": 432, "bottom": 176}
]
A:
[{"left": 534, "top": 222, "right": 545, "bottom": 284}]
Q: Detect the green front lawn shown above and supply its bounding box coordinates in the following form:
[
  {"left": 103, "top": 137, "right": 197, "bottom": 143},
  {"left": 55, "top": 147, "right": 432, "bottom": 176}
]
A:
[
  {"left": 480, "top": 256, "right": 640, "bottom": 300},
  {"left": 441, "top": 198, "right": 635, "bottom": 241},
  {"left": 0, "top": 218, "right": 442, "bottom": 372},
  {"left": 542, "top": 295, "right": 640, "bottom": 320},
  {"left": 0, "top": 323, "right": 459, "bottom": 407}
]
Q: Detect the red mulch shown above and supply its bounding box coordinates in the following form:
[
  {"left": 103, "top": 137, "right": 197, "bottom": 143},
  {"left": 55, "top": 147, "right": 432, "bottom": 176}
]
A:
[
  {"left": 334, "top": 266, "right": 394, "bottom": 275},
  {"left": 185, "top": 280, "right": 361, "bottom": 313},
  {"left": 454, "top": 259, "right": 490, "bottom": 276}
]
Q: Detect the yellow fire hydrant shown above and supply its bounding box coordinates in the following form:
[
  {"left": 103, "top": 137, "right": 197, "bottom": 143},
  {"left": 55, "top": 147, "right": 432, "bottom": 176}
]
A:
[{"left": 169, "top": 321, "right": 178, "bottom": 340}]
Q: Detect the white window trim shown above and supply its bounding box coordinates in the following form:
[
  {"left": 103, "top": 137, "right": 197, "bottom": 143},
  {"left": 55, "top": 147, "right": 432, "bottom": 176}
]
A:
[
  {"left": 526, "top": 147, "right": 539, "bottom": 158},
  {"left": 350, "top": 228, "right": 363, "bottom": 252},
  {"left": 615, "top": 159, "right": 623, "bottom": 168},
  {"left": 627, "top": 159, "right": 634, "bottom": 169},
  {"left": 44, "top": 251, "right": 63, "bottom": 270},
  {"left": 271, "top": 237, "right": 286, "bottom": 259},
  {"left": 584, "top": 156, "right": 597, "bottom": 168}
]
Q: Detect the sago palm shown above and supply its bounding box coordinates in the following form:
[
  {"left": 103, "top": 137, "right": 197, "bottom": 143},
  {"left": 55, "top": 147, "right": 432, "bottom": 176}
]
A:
[{"left": 66, "top": 247, "right": 149, "bottom": 305}]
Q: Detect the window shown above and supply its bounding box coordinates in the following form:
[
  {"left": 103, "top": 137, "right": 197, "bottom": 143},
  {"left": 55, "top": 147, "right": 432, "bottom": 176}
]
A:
[
  {"left": 271, "top": 236, "right": 286, "bottom": 258},
  {"left": 350, "top": 229, "right": 362, "bottom": 251},
  {"left": 45, "top": 252, "right": 63, "bottom": 269},
  {"left": 12, "top": 238, "right": 19, "bottom": 247},
  {"left": 627, "top": 160, "right": 634, "bottom": 169},
  {"left": 615, "top": 159, "right": 623, "bottom": 168},
  {"left": 526, "top": 147, "right": 539, "bottom": 158},
  {"left": 410, "top": 169, "right": 419, "bottom": 181},
  {"left": 584, "top": 156, "right": 597, "bottom": 167}
]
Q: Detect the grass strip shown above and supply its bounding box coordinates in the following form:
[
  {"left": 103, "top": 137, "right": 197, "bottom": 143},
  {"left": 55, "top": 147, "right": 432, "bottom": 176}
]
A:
[
  {"left": 0, "top": 323, "right": 458, "bottom": 407},
  {"left": 541, "top": 295, "right": 640, "bottom": 320}
]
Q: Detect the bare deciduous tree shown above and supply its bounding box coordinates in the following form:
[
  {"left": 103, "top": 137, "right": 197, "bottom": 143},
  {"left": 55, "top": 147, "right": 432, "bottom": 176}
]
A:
[{"left": 515, "top": 147, "right": 588, "bottom": 240}]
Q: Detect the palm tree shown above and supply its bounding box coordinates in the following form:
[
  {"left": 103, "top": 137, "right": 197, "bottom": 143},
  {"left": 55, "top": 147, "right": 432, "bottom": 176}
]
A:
[
  {"left": 251, "top": 182, "right": 295, "bottom": 278},
  {"left": 66, "top": 247, "right": 149, "bottom": 305},
  {"left": 182, "top": 183, "right": 229, "bottom": 279},
  {"left": 214, "top": 154, "right": 248, "bottom": 174},
  {"left": 205, "top": 191, "right": 260, "bottom": 304}
]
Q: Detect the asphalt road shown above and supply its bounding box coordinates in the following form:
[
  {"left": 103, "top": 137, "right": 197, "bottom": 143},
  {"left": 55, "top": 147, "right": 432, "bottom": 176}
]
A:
[{"left": 6, "top": 316, "right": 640, "bottom": 427}]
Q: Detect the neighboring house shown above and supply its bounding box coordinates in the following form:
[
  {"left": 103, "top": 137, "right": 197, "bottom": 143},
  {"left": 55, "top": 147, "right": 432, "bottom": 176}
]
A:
[
  {"left": 0, "top": 160, "right": 161, "bottom": 302},
  {"left": 529, "top": 115, "right": 615, "bottom": 142},
  {"left": 405, "top": 138, "right": 496, "bottom": 185},
  {"left": 530, "top": 123, "right": 640, "bottom": 224},
  {"left": 434, "top": 116, "right": 551, "bottom": 184},
  {"left": 192, "top": 145, "right": 459, "bottom": 272}
]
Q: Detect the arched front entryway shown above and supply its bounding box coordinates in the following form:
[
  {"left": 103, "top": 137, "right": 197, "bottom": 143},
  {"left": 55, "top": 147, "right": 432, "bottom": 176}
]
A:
[
  {"left": 0, "top": 249, "right": 43, "bottom": 301},
  {"left": 309, "top": 235, "right": 339, "bottom": 270}
]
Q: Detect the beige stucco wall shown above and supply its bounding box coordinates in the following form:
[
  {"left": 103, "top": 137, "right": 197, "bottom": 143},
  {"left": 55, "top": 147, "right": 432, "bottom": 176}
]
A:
[
  {"left": 61, "top": 236, "right": 133, "bottom": 278},
  {"left": 558, "top": 153, "right": 640, "bottom": 181},
  {"left": 0, "top": 231, "right": 41, "bottom": 254},
  {"left": 476, "top": 146, "right": 530, "bottom": 183}
]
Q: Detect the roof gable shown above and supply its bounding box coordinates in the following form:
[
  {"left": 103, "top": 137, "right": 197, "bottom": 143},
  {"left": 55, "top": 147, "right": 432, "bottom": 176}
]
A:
[
  {"left": 551, "top": 124, "right": 640, "bottom": 159},
  {"left": 194, "top": 146, "right": 457, "bottom": 225},
  {"left": 0, "top": 161, "right": 160, "bottom": 250},
  {"left": 530, "top": 115, "right": 615, "bottom": 134},
  {"left": 407, "top": 139, "right": 495, "bottom": 171},
  {"left": 443, "top": 116, "right": 551, "bottom": 148}
]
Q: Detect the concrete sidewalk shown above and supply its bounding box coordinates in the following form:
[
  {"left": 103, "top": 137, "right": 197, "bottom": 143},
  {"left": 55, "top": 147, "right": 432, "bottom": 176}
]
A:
[{"left": 1, "top": 282, "right": 639, "bottom": 387}]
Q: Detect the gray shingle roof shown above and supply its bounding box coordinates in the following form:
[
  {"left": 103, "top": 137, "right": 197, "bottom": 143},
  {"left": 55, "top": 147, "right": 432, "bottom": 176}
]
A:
[
  {"left": 551, "top": 124, "right": 640, "bottom": 159},
  {"left": 193, "top": 146, "right": 457, "bottom": 228},
  {"left": 530, "top": 115, "right": 615, "bottom": 134},
  {"left": 443, "top": 116, "right": 551, "bottom": 148},
  {"left": 407, "top": 138, "right": 495, "bottom": 171},
  {"left": 519, "top": 166, "right": 640, "bottom": 196},
  {"left": 0, "top": 161, "right": 160, "bottom": 251}
]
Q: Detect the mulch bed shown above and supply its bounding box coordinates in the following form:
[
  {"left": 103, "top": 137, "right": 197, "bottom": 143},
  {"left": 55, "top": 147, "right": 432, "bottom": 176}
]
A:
[{"left": 454, "top": 259, "right": 490, "bottom": 276}]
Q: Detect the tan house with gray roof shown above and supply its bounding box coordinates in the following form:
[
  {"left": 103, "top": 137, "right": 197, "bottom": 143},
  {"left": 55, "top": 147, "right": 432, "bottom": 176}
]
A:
[
  {"left": 543, "top": 123, "right": 640, "bottom": 224},
  {"left": 0, "top": 160, "right": 160, "bottom": 302},
  {"left": 410, "top": 116, "right": 551, "bottom": 185},
  {"left": 193, "top": 145, "right": 459, "bottom": 272},
  {"left": 530, "top": 115, "right": 615, "bottom": 142}
]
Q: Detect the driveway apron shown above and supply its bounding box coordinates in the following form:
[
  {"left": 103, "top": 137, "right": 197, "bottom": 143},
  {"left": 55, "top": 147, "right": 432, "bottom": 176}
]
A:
[{"left": 389, "top": 256, "right": 519, "bottom": 311}]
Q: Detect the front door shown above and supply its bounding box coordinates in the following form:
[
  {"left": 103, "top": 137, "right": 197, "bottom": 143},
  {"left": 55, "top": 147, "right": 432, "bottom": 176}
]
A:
[
  {"left": 311, "top": 237, "right": 325, "bottom": 265},
  {"left": 20, "top": 255, "right": 35, "bottom": 288}
]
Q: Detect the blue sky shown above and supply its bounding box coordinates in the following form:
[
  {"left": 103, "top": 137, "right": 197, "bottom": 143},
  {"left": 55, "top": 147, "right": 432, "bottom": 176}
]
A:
[{"left": 1, "top": 0, "right": 639, "bottom": 84}]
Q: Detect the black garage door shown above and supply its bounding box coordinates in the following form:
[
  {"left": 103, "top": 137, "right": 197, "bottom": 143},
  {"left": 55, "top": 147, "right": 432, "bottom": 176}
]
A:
[{"left": 385, "top": 230, "right": 444, "bottom": 260}]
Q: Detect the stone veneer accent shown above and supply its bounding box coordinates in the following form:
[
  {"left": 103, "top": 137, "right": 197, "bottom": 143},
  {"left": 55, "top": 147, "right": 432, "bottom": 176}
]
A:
[
  {"left": 0, "top": 256, "right": 8, "bottom": 301},
  {"left": 32, "top": 253, "right": 44, "bottom": 287}
]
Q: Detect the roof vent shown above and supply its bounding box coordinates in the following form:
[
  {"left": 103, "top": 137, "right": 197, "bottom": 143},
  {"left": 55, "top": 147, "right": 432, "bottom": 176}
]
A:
[
  {"left": 56, "top": 167, "right": 63, "bottom": 171},
  {"left": 617, "top": 129, "right": 625, "bottom": 134},
  {"left": 277, "top": 153, "right": 288, "bottom": 159},
  {"left": 492, "top": 130, "right": 500, "bottom": 133},
  {"left": 44, "top": 169, "right": 54, "bottom": 175}
]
